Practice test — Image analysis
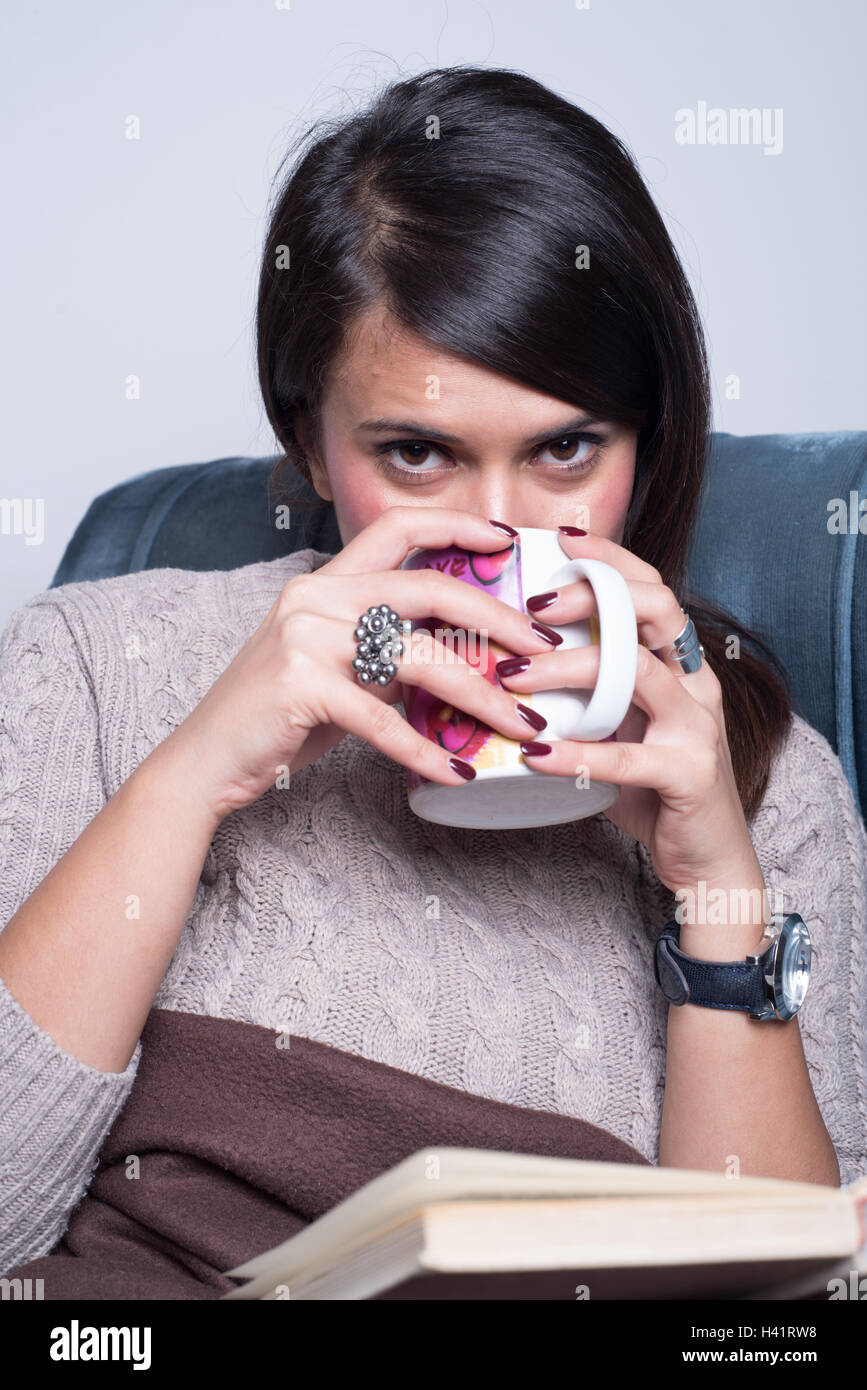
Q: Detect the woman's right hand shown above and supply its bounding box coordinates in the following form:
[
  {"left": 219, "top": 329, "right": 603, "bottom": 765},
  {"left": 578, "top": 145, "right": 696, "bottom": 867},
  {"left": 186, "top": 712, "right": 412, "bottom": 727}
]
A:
[{"left": 166, "top": 506, "right": 565, "bottom": 822}]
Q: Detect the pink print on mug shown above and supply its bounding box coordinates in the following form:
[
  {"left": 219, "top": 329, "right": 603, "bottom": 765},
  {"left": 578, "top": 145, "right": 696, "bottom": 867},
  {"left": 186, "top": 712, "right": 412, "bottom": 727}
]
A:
[{"left": 398, "top": 528, "right": 635, "bottom": 829}]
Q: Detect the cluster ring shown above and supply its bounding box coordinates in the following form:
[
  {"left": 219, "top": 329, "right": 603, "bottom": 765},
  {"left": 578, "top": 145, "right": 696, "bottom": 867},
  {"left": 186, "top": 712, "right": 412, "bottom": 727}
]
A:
[{"left": 352, "top": 605, "right": 410, "bottom": 687}]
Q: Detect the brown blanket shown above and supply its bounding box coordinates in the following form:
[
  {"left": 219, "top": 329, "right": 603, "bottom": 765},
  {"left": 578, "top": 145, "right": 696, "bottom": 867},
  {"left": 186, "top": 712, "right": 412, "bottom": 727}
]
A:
[{"left": 5, "top": 1008, "right": 648, "bottom": 1299}]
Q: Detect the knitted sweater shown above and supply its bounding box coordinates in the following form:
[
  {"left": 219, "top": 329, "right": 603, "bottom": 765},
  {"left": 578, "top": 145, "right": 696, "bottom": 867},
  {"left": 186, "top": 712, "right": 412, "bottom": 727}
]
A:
[{"left": 1, "top": 547, "right": 866, "bottom": 1275}]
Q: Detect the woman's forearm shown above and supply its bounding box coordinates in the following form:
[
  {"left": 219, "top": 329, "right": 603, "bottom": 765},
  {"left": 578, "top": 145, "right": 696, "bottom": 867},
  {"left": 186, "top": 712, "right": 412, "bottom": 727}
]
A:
[
  {"left": 657, "top": 874, "right": 840, "bottom": 1186},
  {"left": 0, "top": 731, "right": 223, "bottom": 1075}
]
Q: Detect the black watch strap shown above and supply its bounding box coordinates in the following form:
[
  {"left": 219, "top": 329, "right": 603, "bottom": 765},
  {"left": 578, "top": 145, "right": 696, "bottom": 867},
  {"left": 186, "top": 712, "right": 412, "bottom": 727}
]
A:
[{"left": 654, "top": 921, "right": 768, "bottom": 1014}]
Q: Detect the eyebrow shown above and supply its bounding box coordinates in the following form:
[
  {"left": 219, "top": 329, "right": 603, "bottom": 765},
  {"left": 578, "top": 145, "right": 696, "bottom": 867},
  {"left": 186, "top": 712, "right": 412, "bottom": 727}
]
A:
[{"left": 354, "top": 413, "right": 608, "bottom": 448}]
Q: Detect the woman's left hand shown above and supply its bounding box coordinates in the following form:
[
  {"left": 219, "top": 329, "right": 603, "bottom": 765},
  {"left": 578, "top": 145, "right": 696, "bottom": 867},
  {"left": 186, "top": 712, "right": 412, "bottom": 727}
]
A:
[{"left": 498, "top": 528, "right": 764, "bottom": 901}]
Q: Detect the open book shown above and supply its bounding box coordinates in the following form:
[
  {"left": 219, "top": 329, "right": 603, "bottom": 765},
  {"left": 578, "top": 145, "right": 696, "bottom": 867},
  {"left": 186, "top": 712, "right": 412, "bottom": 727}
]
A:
[{"left": 219, "top": 1147, "right": 867, "bottom": 1300}]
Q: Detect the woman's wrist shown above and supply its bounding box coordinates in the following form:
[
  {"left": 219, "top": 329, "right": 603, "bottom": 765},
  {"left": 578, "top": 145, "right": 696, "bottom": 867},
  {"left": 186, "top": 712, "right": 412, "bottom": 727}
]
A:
[
  {"left": 134, "top": 729, "right": 226, "bottom": 839},
  {"left": 673, "top": 867, "right": 771, "bottom": 963},
  {"left": 677, "top": 920, "right": 770, "bottom": 963}
]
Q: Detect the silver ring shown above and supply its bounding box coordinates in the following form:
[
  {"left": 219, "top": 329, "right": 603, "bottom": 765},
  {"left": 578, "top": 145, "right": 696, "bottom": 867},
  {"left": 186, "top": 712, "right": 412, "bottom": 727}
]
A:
[
  {"left": 657, "top": 613, "right": 705, "bottom": 675},
  {"left": 352, "top": 605, "right": 410, "bottom": 687}
]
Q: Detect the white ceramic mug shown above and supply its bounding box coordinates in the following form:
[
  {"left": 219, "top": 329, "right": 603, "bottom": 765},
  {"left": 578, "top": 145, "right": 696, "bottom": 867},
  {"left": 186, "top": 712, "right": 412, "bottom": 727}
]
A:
[{"left": 399, "top": 527, "right": 638, "bottom": 830}]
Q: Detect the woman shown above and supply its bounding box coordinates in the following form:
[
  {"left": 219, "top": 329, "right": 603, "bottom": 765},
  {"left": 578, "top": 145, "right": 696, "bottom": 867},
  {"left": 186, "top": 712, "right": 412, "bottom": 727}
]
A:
[{"left": 1, "top": 66, "right": 865, "bottom": 1292}]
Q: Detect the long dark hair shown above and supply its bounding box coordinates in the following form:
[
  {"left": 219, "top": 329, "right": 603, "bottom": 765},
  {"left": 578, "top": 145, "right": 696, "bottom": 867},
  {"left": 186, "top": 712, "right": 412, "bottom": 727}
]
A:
[{"left": 256, "top": 64, "right": 792, "bottom": 821}]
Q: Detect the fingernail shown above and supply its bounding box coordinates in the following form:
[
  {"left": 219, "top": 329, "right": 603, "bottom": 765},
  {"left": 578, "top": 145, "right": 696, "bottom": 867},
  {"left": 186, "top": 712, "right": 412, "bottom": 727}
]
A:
[
  {"left": 449, "top": 756, "right": 476, "bottom": 780},
  {"left": 526, "top": 590, "right": 558, "bottom": 613},
  {"left": 558, "top": 525, "right": 587, "bottom": 536},
  {"left": 530, "top": 620, "right": 563, "bottom": 647},
  {"left": 488, "top": 519, "right": 519, "bottom": 537},
  {"left": 516, "top": 703, "right": 547, "bottom": 731},
  {"left": 520, "top": 741, "right": 552, "bottom": 757},
  {"left": 496, "top": 655, "right": 532, "bottom": 678}
]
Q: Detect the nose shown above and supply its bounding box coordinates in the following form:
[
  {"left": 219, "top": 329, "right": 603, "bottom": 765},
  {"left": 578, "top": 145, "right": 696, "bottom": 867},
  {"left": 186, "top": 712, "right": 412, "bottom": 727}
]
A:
[{"left": 457, "top": 478, "right": 539, "bottom": 531}]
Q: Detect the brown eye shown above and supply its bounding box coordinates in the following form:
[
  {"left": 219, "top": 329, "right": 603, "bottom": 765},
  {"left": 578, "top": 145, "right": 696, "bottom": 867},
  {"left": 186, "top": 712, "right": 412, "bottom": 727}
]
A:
[
  {"left": 548, "top": 436, "right": 583, "bottom": 462},
  {"left": 374, "top": 439, "right": 452, "bottom": 480},
  {"left": 538, "top": 433, "right": 601, "bottom": 470},
  {"left": 396, "top": 443, "right": 432, "bottom": 466}
]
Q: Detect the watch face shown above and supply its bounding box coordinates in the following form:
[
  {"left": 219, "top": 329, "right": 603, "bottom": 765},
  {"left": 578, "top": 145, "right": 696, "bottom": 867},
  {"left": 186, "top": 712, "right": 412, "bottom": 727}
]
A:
[{"left": 774, "top": 914, "right": 812, "bottom": 1019}]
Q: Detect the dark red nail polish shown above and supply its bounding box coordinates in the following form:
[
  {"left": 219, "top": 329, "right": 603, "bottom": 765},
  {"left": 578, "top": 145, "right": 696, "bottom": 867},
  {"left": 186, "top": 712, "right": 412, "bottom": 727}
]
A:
[
  {"left": 449, "top": 756, "right": 476, "bottom": 780},
  {"left": 526, "top": 590, "right": 559, "bottom": 613},
  {"left": 530, "top": 620, "right": 564, "bottom": 647},
  {"left": 516, "top": 703, "right": 547, "bottom": 731},
  {"left": 558, "top": 525, "right": 587, "bottom": 536},
  {"left": 488, "top": 519, "right": 519, "bottom": 537},
  {"left": 496, "top": 655, "right": 532, "bottom": 678},
  {"left": 520, "top": 741, "right": 552, "bottom": 757}
]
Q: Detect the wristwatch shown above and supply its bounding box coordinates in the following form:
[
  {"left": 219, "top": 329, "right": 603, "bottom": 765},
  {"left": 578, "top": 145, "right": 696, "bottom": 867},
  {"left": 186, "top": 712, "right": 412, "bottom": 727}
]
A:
[{"left": 653, "top": 912, "right": 813, "bottom": 1021}]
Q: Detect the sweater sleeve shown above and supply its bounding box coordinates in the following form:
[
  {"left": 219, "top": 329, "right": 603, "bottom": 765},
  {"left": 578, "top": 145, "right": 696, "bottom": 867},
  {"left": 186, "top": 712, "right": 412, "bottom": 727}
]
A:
[
  {"left": 0, "top": 594, "right": 142, "bottom": 1274},
  {"left": 749, "top": 713, "right": 867, "bottom": 1188}
]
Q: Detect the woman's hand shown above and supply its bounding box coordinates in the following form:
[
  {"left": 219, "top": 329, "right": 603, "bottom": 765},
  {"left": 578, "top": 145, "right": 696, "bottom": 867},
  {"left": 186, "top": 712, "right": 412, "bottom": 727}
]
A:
[
  {"left": 497, "top": 528, "right": 765, "bottom": 905},
  {"left": 166, "top": 506, "right": 565, "bottom": 823}
]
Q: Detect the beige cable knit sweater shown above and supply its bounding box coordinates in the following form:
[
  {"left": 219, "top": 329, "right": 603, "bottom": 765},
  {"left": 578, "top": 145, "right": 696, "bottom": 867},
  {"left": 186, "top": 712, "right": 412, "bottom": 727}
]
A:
[{"left": 1, "top": 547, "right": 866, "bottom": 1274}]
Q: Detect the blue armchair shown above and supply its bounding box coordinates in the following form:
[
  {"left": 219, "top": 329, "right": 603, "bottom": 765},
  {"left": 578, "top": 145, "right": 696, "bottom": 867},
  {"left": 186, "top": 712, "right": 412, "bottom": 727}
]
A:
[{"left": 50, "top": 431, "right": 867, "bottom": 821}]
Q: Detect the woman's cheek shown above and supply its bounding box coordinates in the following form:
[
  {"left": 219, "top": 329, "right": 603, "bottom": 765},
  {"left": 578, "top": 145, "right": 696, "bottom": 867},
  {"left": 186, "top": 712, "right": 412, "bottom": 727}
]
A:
[{"left": 329, "top": 456, "right": 396, "bottom": 541}]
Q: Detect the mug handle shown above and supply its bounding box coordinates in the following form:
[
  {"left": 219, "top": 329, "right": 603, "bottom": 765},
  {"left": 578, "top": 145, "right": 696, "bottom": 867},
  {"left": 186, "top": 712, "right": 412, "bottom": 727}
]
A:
[{"left": 552, "top": 556, "right": 638, "bottom": 741}]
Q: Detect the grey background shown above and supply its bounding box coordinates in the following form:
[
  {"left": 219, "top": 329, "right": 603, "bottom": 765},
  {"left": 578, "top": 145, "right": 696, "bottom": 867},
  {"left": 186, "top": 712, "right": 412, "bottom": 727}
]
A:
[{"left": 1, "top": 0, "right": 864, "bottom": 627}]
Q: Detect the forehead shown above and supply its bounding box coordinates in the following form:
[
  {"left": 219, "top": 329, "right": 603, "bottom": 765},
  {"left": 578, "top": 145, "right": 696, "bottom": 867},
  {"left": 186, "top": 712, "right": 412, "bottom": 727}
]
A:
[
  {"left": 323, "top": 301, "right": 568, "bottom": 427},
  {"left": 331, "top": 301, "right": 460, "bottom": 383}
]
